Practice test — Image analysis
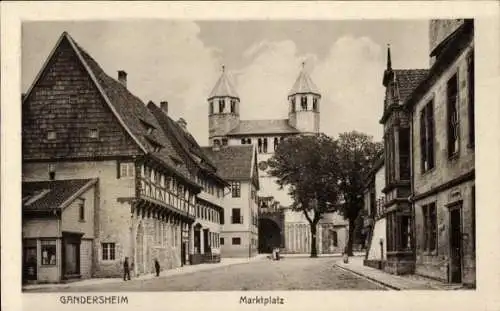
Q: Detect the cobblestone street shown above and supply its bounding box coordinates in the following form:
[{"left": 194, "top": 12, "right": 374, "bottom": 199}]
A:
[{"left": 26, "top": 257, "right": 387, "bottom": 292}]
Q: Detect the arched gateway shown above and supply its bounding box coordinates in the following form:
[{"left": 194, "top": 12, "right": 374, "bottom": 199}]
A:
[{"left": 258, "top": 210, "right": 284, "bottom": 253}]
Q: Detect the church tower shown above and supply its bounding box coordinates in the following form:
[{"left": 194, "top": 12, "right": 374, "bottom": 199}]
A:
[
  {"left": 287, "top": 63, "right": 321, "bottom": 134},
  {"left": 208, "top": 66, "right": 240, "bottom": 147}
]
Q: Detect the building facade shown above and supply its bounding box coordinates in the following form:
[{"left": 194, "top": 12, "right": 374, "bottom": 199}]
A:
[
  {"left": 206, "top": 64, "right": 347, "bottom": 254},
  {"left": 373, "top": 19, "right": 475, "bottom": 286},
  {"left": 22, "top": 179, "right": 98, "bottom": 283},
  {"left": 408, "top": 20, "right": 475, "bottom": 286},
  {"left": 362, "top": 154, "right": 387, "bottom": 269},
  {"left": 203, "top": 145, "right": 260, "bottom": 257},
  {"left": 22, "top": 32, "right": 213, "bottom": 281}
]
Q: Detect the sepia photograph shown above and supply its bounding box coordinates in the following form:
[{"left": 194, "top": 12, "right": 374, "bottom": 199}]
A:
[
  {"left": 2, "top": 2, "right": 500, "bottom": 311},
  {"left": 19, "top": 18, "right": 476, "bottom": 293}
]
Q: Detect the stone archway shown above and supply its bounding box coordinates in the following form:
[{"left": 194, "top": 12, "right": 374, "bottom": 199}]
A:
[
  {"left": 135, "top": 222, "right": 145, "bottom": 275},
  {"left": 258, "top": 218, "right": 282, "bottom": 253}
]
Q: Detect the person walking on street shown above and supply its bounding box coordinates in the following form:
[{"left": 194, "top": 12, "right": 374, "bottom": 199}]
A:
[
  {"left": 154, "top": 258, "right": 160, "bottom": 277},
  {"left": 123, "top": 257, "right": 131, "bottom": 281}
]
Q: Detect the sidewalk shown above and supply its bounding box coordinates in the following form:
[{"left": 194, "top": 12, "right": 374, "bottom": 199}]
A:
[
  {"left": 334, "top": 256, "right": 467, "bottom": 290},
  {"left": 23, "top": 254, "right": 268, "bottom": 291},
  {"left": 281, "top": 251, "right": 365, "bottom": 258}
]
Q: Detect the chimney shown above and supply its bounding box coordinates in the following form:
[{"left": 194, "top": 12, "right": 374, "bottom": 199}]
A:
[
  {"left": 177, "top": 118, "right": 187, "bottom": 130},
  {"left": 160, "top": 101, "right": 168, "bottom": 115},
  {"left": 118, "top": 70, "right": 127, "bottom": 88}
]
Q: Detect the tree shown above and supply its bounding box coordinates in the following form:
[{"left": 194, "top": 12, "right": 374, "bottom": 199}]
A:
[
  {"left": 267, "top": 134, "right": 341, "bottom": 257},
  {"left": 335, "top": 131, "right": 383, "bottom": 256}
]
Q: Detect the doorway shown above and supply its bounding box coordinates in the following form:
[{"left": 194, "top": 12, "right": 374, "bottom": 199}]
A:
[
  {"left": 449, "top": 206, "right": 463, "bottom": 283},
  {"left": 23, "top": 242, "right": 37, "bottom": 283},
  {"left": 62, "top": 232, "right": 82, "bottom": 279},
  {"left": 203, "top": 229, "right": 210, "bottom": 253}
]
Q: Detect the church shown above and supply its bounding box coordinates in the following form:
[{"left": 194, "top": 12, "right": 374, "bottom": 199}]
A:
[{"left": 205, "top": 63, "right": 348, "bottom": 254}]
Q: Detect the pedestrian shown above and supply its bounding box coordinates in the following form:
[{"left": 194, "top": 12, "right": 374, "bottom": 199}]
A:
[
  {"left": 123, "top": 257, "right": 131, "bottom": 281},
  {"left": 154, "top": 258, "right": 160, "bottom": 277},
  {"left": 342, "top": 247, "right": 349, "bottom": 264}
]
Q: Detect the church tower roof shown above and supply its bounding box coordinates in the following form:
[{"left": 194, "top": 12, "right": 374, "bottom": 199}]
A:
[
  {"left": 288, "top": 62, "right": 320, "bottom": 97},
  {"left": 208, "top": 65, "right": 239, "bottom": 100}
]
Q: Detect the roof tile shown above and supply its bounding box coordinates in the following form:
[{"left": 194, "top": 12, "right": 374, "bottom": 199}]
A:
[
  {"left": 227, "top": 119, "right": 299, "bottom": 136},
  {"left": 202, "top": 145, "right": 254, "bottom": 180}
]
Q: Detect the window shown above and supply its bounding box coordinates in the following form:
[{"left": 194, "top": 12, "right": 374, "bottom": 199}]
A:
[
  {"left": 399, "top": 128, "right": 410, "bottom": 180},
  {"left": 78, "top": 199, "right": 85, "bottom": 221},
  {"left": 231, "top": 208, "right": 242, "bottom": 224},
  {"left": 209, "top": 101, "right": 214, "bottom": 114},
  {"left": 274, "top": 137, "right": 279, "bottom": 151},
  {"left": 400, "top": 215, "right": 412, "bottom": 251},
  {"left": 263, "top": 138, "right": 268, "bottom": 153},
  {"left": 222, "top": 138, "right": 228, "bottom": 146},
  {"left": 219, "top": 99, "right": 225, "bottom": 113},
  {"left": 291, "top": 97, "right": 296, "bottom": 112},
  {"left": 472, "top": 186, "right": 476, "bottom": 253},
  {"left": 246, "top": 138, "right": 251, "bottom": 144},
  {"left": 230, "top": 100, "right": 236, "bottom": 113},
  {"left": 332, "top": 231, "right": 338, "bottom": 247},
  {"left": 220, "top": 209, "right": 224, "bottom": 224},
  {"left": 214, "top": 139, "right": 220, "bottom": 147},
  {"left": 119, "top": 162, "right": 135, "bottom": 178},
  {"left": 422, "top": 203, "right": 437, "bottom": 252},
  {"left": 102, "top": 243, "right": 116, "bottom": 260},
  {"left": 232, "top": 237, "right": 241, "bottom": 245},
  {"left": 231, "top": 181, "right": 241, "bottom": 198},
  {"left": 47, "top": 131, "right": 56, "bottom": 140},
  {"left": 301, "top": 96, "right": 307, "bottom": 110},
  {"left": 447, "top": 74, "right": 460, "bottom": 157},
  {"left": 41, "top": 240, "right": 57, "bottom": 265},
  {"left": 313, "top": 97, "right": 318, "bottom": 111},
  {"left": 258, "top": 138, "right": 262, "bottom": 153},
  {"left": 88, "top": 128, "right": 99, "bottom": 139},
  {"left": 220, "top": 237, "right": 225, "bottom": 245},
  {"left": 385, "top": 130, "right": 396, "bottom": 184},
  {"left": 468, "top": 51, "right": 475, "bottom": 147},
  {"left": 420, "top": 100, "right": 435, "bottom": 173},
  {"left": 241, "top": 138, "right": 246, "bottom": 144}
]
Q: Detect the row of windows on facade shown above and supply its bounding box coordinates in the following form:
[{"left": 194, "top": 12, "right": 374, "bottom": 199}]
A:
[
  {"left": 385, "top": 52, "right": 474, "bottom": 184},
  {"left": 241, "top": 137, "right": 285, "bottom": 154},
  {"left": 197, "top": 174, "right": 224, "bottom": 198},
  {"left": 218, "top": 207, "right": 258, "bottom": 226},
  {"left": 290, "top": 96, "right": 319, "bottom": 112},
  {"left": 209, "top": 98, "right": 238, "bottom": 115},
  {"left": 385, "top": 188, "right": 475, "bottom": 254},
  {"left": 219, "top": 237, "right": 245, "bottom": 246},
  {"left": 196, "top": 202, "right": 221, "bottom": 224}
]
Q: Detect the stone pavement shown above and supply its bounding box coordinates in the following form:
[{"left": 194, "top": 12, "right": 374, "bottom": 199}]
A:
[
  {"left": 22, "top": 254, "right": 268, "bottom": 291},
  {"left": 334, "top": 256, "right": 467, "bottom": 290}
]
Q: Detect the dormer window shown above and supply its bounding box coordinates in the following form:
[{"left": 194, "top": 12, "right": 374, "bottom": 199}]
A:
[
  {"left": 301, "top": 96, "right": 307, "bottom": 110},
  {"left": 139, "top": 119, "right": 155, "bottom": 135},
  {"left": 47, "top": 131, "right": 56, "bottom": 140},
  {"left": 218, "top": 99, "right": 225, "bottom": 113},
  {"left": 89, "top": 128, "right": 99, "bottom": 139}
]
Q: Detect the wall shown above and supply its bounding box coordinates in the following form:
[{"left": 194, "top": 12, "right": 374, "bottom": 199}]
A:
[
  {"left": 367, "top": 218, "right": 387, "bottom": 260},
  {"left": 429, "top": 19, "right": 465, "bottom": 64},
  {"left": 23, "top": 219, "right": 59, "bottom": 238},
  {"left": 61, "top": 186, "right": 95, "bottom": 238},
  {"left": 220, "top": 231, "right": 254, "bottom": 257},
  {"left": 23, "top": 160, "right": 135, "bottom": 277},
  {"left": 375, "top": 164, "right": 386, "bottom": 200}
]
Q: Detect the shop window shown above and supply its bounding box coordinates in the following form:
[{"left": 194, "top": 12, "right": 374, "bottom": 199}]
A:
[
  {"left": 102, "top": 243, "right": 116, "bottom": 261},
  {"left": 41, "top": 240, "right": 57, "bottom": 265}
]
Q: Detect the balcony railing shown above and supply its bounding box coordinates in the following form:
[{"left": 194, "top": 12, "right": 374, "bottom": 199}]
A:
[{"left": 139, "top": 178, "right": 195, "bottom": 217}]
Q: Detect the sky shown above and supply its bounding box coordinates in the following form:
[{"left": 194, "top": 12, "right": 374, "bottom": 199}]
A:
[{"left": 22, "top": 20, "right": 430, "bottom": 145}]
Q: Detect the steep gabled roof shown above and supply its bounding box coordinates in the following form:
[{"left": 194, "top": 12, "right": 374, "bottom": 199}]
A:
[
  {"left": 202, "top": 145, "right": 255, "bottom": 181},
  {"left": 147, "top": 102, "right": 228, "bottom": 186},
  {"left": 22, "top": 179, "right": 97, "bottom": 212},
  {"left": 393, "top": 69, "right": 429, "bottom": 104},
  {"left": 288, "top": 67, "right": 320, "bottom": 97},
  {"left": 208, "top": 67, "right": 239, "bottom": 99},
  {"left": 227, "top": 119, "right": 299, "bottom": 136},
  {"left": 23, "top": 32, "right": 196, "bottom": 186}
]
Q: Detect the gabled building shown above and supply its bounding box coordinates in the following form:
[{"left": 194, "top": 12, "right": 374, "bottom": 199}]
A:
[
  {"left": 202, "top": 145, "right": 260, "bottom": 257},
  {"left": 22, "top": 179, "right": 98, "bottom": 283},
  {"left": 374, "top": 19, "right": 475, "bottom": 287},
  {"left": 406, "top": 20, "right": 475, "bottom": 286},
  {"left": 147, "top": 101, "right": 228, "bottom": 263},
  {"left": 22, "top": 32, "right": 203, "bottom": 281},
  {"left": 379, "top": 47, "right": 429, "bottom": 275}
]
